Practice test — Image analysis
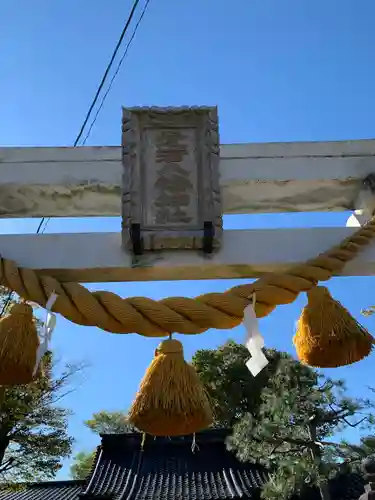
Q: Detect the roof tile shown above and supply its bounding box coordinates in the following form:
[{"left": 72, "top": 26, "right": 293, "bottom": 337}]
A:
[
  {"left": 81, "top": 430, "right": 268, "bottom": 500},
  {"left": 0, "top": 481, "right": 84, "bottom": 500}
]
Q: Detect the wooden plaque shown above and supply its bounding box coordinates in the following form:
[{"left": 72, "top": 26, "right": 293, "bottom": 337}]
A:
[{"left": 121, "top": 106, "right": 222, "bottom": 251}]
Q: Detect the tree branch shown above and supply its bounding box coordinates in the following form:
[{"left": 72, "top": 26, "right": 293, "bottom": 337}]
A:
[
  {"left": 255, "top": 435, "right": 314, "bottom": 449},
  {"left": 272, "top": 448, "right": 303, "bottom": 455},
  {"left": 318, "top": 381, "right": 334, "bottom": 393},
  {"left": 320, "top": 441, "right": 343, "bottom": 447},
  {"left": 341, "top": 416, "right": 368, "bottom": 428},
  {"left": 320, "top": 404, "right": 354, "bottom": 423},
  {"left": 0, "top": 458, "right": 15, "bottom": 474}
]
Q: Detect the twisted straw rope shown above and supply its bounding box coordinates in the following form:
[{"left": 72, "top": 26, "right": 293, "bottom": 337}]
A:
[{"left": 0, "top": 219, "right": 374, "bottom": 336}]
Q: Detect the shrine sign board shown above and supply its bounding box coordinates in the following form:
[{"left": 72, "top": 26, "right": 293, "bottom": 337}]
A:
[{"left": 121, "top": 107, "right": 222, "bottom": 251}]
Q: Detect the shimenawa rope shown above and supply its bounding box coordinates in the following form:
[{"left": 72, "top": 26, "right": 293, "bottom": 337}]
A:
[{"left": 0, "top": 219, "right": 374, "bottom": 336}]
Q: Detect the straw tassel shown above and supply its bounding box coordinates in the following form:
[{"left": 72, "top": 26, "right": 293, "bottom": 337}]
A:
[
  {"left": 0, "top": 302, "right": 39, "bottom": 386},
  {"left": 293, "top": 287, "right": 374, "bottom": 368},
  {"left": 128, "top": 337, "right": 213, "bottom": 436}
]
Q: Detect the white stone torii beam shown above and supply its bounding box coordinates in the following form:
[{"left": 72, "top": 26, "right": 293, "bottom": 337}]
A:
[
  {"left": 0, "top": 227, "right": 373, "bottom": 283},
  {"left": 1, "top": 138, "right": 375, "bottom": 218},
  {"left": 0, "top": 106, "right": 375, "bottom": 284}
]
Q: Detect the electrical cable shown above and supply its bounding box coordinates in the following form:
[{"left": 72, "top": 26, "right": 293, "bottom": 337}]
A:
[
  {"left": 81, "top": 0, "right": 151, "bottom": 145},
  {"left": 0, "top": 0, "right": 150, "bottom": 316},
  {"left": 74, "top": 0, "right": 141, "bottom": 147}
]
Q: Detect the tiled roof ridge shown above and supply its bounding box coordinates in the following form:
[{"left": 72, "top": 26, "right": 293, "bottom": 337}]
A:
[
  {"left": 87, "top": 445, "right": 103, "bottom": 479},
  {"left": 2, "top": 480, "right": 86, "bottom": 490},
  {"left": 79, "top": 445, "right": 104, "bottom": 497},
  {"left": 100, "top": 427, "right": 231, "bottom": 448}
]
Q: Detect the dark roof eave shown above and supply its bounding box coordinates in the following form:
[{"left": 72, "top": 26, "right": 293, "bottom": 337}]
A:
[{"left": 99, "top": 427, "right": 232, "bottom": 446}]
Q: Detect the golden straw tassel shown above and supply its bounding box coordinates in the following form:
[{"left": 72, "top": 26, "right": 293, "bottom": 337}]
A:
[
  {"left": 0, "top": 302, "right": 39, "bottom": 386},
  {"left": 129, "top": 337, "right": 213, "bottom": 436},
  {"left": 294, "top": 287, "right": 374, "bottom": 368}
]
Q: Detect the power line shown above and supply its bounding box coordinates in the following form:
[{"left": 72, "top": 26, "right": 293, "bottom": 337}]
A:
[
  {"left": 44, "top": 0, "right": 150, "bottom": 234},
  {"left": 41, "top": 0, "right": 149, "bottom": 234},
  {"left": 82, "top": 0, "right": 151, "bottom": 145},
  {"left": 1, "top": 0, "right": 149, "bottom": 315},
  {"left": 74, "top": 0, "right": 142, "bottom": 147}
]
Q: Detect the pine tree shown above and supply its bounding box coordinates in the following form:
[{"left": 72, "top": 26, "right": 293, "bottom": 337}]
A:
[
  {"left": 225, "top": 348, "right": 374, "bottom": 500},
  {"left": 84, "top": 410, "right": 135, "bottom": 435},
  {"left": 192, "top": 340, "right": 284, "bottom": 428}
]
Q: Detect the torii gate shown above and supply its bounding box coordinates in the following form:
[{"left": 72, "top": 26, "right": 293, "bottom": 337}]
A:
[
  {"left": 0, "top": 106, "right": 374, "bottom": 283},
  {"left": 0, "top": 106, "right": 374, "bottom": 436}
]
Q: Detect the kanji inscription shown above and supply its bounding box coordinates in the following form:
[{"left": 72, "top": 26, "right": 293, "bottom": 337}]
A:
[
  {"left": 122, "top": 106, "right": 222, "bottom": 251},
  {"left": 147, "top": 128, "right": 196, "bottom": 227}
]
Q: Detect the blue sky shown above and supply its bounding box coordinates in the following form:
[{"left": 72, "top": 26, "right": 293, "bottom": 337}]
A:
[{"left": 2, "top": 0, "right": 375, "bottom": 479}]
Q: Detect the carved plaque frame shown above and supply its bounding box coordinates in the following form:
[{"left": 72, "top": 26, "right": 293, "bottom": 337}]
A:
[{"left": 122, "top": 106, "right": 222, "bottom": 251}]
